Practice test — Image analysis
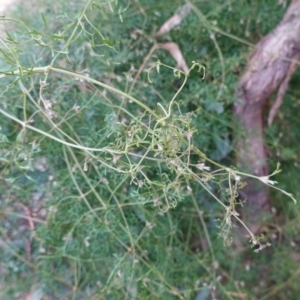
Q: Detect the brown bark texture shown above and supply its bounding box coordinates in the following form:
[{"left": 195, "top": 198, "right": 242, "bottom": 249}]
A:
[{"left": 234, "top": 0, "right": 300, "bottom": 233}]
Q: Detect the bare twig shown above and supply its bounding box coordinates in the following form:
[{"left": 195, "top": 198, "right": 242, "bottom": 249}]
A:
[
  {"left": 155, "top": 4, "right": 191, "bottom": 37},
  {"left": 129, "top": 44, "right": 158, "bottom": 94},
  {"left": 129, "top": 4, "right": 191, "bottom": 94},
  {"left": 268, "top": 54, "right": 300, "bottom": 125}
]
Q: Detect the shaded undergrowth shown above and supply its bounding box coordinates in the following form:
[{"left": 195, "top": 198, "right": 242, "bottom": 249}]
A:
[{"left": 0, "top": 1, "right": 299, "bottom": 299}]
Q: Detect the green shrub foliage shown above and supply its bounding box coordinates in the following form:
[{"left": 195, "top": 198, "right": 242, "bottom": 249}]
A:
[{"left": 0, "top": 1, "right": 298, "bottom": 299}]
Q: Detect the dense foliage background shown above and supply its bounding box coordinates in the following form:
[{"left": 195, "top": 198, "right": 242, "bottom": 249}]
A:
[{"left": 1, "top": 0, "right": 300, "bottom": 299}]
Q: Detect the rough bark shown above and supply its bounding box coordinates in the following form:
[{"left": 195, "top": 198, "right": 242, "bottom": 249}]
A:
[{"left": 234, "top": 0, "right": 300, "bottom": 233}]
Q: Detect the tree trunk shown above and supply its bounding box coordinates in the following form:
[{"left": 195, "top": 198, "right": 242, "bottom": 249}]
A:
[{"left": 234, "top": 0, "right": 300, "bottom": 234}]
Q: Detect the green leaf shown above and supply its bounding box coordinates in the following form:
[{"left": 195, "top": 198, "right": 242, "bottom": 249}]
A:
[{"left": 204, "top": 100, "right": 224, "bottom": 114}]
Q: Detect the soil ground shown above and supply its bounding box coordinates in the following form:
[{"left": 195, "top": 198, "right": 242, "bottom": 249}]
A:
[
  {"left": 0, "top": 0, "right": 17, "bottom": 13},
  {"left": 0, "top": 0, "right": 18, "bottom": 37}
]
